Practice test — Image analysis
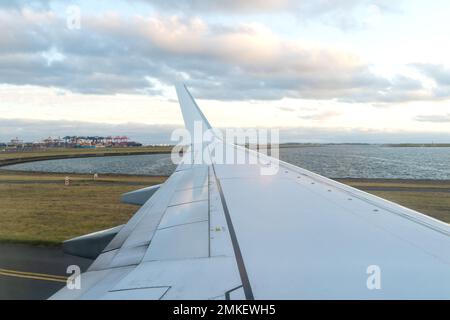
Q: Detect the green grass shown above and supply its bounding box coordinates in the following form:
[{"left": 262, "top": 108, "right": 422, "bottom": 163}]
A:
[
  {"left": 337, "top": 178, "right": 450, "bottom": 190},
  {"left": 0, "top": 171, "right": 448, "bottom": 245},
  {"left": 0, "top": 171, "right": 166, "bottom": 245},
  {"left": 366, "top": 191, "right": 450, "bottom": 223},
  {"left": 338, "top": 178, "right": 450, "bottom": 222}
]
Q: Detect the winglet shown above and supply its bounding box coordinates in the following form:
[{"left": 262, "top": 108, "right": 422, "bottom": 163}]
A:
[{"left": 175, "top": 84, "right": 212, "bottom": 136}]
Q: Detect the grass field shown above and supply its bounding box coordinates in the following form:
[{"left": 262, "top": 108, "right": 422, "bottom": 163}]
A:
[
  {"left": 337, "top": 178, "right": 450, "bottom": 223},
  {"left": 0, "top": 170, "right": 166, "bottom": 245},
  {"left": 0, "top": 171, "right": 448, "bottom": 245}
]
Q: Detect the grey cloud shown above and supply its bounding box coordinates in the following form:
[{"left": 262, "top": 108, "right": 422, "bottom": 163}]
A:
[
  {"left": 412, "top": 63, "right": 450, "bottom": 86},
  {"left": 141, "top": 0, "right": 290, "bottom": 13},
  {"left": 412, "top": 63, "right": 450, "bottom": 100},
  {"left": 0, "top": 0, "right": 403, "bottom": 33},
  {"left": 144, "top": 0, "right": 397, "bottom": 15},
  {"left": 293, "top": 0, "right": 402, "bottom": 31},
  {"left": 0, "top": 0, "right": 50, "bottom": 10},
  {"left": 411, "top": 63, "right": 450, "bottom": 99},
  {"left": 0, "top": 7, "right": 438, "bottom": 103},
  {"left": 144, "top": 0, "right": 402, "bottom": 30},
  {"left": 414, "top": 114, "right": 450, "bottom": 123},
  {"left": 390, "top": 75, "right": 424, "bottom": 90}
]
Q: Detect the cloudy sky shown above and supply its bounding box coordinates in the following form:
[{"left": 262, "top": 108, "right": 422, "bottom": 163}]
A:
[{"left": 1, "top": 0, "right": 450, "bottom": 143}]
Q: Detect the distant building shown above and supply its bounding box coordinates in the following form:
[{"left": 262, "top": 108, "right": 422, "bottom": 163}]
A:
[
  {"left": 1, "top": 135, "right": 142, "bottom": 152},
  {"left": 10, "top": 137, "right": 23, "bottom": 145},
  {"left": 62, "top": 135, "right": 141, "bottom": 148}
]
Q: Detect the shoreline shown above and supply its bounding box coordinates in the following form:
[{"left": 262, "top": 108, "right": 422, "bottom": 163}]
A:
[
  {"left": 0, "top": 149, "right": 171, "bottom": 167},
  {"left": 0, "top": 168, "right": 168, "bottom": 178}
]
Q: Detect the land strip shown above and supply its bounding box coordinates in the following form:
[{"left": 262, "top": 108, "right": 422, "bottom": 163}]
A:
[{"left": 0, "top": 171, "right": 448, "bottom": 245}]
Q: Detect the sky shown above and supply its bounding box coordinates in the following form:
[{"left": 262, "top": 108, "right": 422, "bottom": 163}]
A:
[{"left": 1, "top": 0, "right": 450, "bottom": 143}]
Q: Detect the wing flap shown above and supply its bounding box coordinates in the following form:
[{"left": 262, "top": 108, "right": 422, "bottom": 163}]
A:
[
  {"left": 62, "top": 225, "right": 124, "bottom": 259},
  {"left": 121, "top": 184, "right": 161, "bottom": 205}
]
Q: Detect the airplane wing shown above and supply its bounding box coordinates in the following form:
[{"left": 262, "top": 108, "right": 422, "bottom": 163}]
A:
[{"left": 51, "top": 85, "right": 450, "bottom": 300}]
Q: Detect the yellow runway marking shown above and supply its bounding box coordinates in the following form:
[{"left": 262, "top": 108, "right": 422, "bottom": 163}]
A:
[{"left": 0, "top": 268, "right": 68, "bottom": 283}]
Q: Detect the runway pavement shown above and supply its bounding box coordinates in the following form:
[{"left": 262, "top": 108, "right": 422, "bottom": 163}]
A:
[{"left": 0, "top": 243, "right": 92, "bottom": 300}]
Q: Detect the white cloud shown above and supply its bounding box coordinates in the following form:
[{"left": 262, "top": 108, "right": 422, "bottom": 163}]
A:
[{"left": 0, "top": 7, "right": 436, "bottom": 103}]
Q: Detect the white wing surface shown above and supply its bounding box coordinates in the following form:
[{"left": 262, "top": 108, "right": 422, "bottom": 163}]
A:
[{"left": 51, "top": 85, "right": 450, "bottom": 300}]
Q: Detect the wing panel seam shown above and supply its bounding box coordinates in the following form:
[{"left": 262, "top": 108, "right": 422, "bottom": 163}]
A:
[{"left": 211, "top": 164, "right": 254, "bottom": 300}]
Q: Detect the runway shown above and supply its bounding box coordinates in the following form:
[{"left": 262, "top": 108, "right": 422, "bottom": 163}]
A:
[{"left": 0, "top": 243, "right": 92, "bottom": 300}]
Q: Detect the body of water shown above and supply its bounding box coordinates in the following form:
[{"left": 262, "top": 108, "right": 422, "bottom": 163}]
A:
[
  {"left": 3, "top": 153, "right": 177, "bottom": 176},
  {"left": 3, "top": 145, "right": 450, "bottom": 180}
]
